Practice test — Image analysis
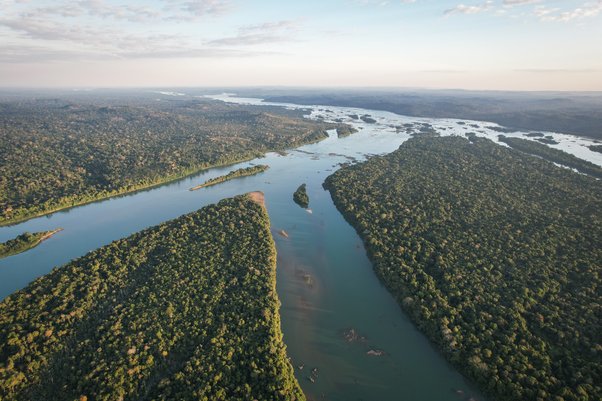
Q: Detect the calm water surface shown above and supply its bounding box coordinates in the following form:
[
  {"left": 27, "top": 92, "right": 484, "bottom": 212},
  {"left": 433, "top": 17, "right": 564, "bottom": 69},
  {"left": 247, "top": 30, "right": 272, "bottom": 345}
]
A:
[{"left": 1, "top": 93, "right": 600, "bottom": 401}]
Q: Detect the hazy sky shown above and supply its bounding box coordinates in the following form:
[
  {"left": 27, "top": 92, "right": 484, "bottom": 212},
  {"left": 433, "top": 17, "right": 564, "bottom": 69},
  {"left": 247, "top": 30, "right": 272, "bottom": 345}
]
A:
[{"left": 1, "top": 0, "right": 601, "bottom": 90}]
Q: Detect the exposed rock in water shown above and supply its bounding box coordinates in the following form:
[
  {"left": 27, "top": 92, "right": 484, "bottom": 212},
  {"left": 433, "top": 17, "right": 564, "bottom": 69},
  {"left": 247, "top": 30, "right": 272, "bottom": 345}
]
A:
[
  {"left": 366, "top": 349, "right": 385, "bottom": 357},
  {"left": 342, "top": 328, "right": 367, "bottom": 343}
]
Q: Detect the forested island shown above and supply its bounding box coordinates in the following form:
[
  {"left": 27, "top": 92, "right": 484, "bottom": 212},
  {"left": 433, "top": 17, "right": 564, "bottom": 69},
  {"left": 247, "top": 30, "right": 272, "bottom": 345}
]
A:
[
  {"left": 189, "top": 165, "right": 269, "bottom": 191},
  {"left": 0, "top": 94, "right": 334, "bottom": 226},
  {"left": 588, "top": 144, "right": 602, "bottom": 154},
  {"left": 293, "top": 184, "right": 309, "bottom": 208},
  {"left": 497, "top": 136, "right": 602, "bottom": 179},
  {"left": 324, "top": 136, "right": 601, "bottom": 401},
  {"left": 0, "top": 229, "right": 62, "bottom": 259},
  {"left": 335, "top": 125, "right": 358, "bottom": 138},
  {"left": 0, "top": 194, "right": 304, "bottom": 401}
]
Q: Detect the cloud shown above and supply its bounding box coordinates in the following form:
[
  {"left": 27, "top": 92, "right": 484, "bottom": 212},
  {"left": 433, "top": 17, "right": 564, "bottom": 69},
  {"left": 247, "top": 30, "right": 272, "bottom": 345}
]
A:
[
  {"left": 163, "top": 0, "right": 233, "bottom": 20},
  {"left": 534, "top": 1, "right": 602, "bottom": 22},
  {"left": 206, "top": 19, "right": 301, "bottom": 47},
  {"left": 0, "top": 44, "right": 108, "bottom": 63},
  {"left": 503, "top": 0, "right": 540, "bottom": 5},
  {"left": 17, "top": 0, "right": 233, "bottom": 23},
  {"left": 515, "top": 68, "right": 600, "bottom": 73},
  {"left": 0, "top": 11, "right": 273, "bottom": 62},
  {"left": 444, "top": 1, "right": 494, "bottom": 15}
]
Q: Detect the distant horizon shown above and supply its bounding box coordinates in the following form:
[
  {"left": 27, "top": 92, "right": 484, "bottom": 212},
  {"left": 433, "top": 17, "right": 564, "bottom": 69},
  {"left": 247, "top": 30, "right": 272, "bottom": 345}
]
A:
[
  {"left": 1, "top": 85, "right": 602, "bottom": 94},
  {"left": 1, "top": 0, "right": 601, "bottom": 90}
]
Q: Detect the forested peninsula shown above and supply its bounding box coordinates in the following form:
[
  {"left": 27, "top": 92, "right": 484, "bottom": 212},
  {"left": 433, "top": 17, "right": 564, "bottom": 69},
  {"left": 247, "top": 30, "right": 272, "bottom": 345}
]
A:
[
  {"left": 324, "top": 136, "right": 601, "bottom": 401},
  {"left": 0, "top": 95, "right": 333, "bottom": 226},
  {"left": 0, "top": 194, "right": 304, "bottom": 401}
]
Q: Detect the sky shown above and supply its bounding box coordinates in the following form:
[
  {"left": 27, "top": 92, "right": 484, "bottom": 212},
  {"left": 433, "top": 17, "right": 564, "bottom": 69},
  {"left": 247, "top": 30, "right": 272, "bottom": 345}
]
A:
[{"left": 0, "top": 0, "right": 601, "bottom": 90}]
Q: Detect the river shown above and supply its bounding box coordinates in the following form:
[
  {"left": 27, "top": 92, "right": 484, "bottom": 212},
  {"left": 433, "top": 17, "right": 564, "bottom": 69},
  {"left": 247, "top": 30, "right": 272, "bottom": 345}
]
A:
[{"left": 1, "top": 93, "right": 600, "bottom": 401}]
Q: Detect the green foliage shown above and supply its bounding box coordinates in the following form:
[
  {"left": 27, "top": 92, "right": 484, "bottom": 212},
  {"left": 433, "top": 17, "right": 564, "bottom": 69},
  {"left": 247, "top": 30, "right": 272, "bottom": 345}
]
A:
[
  {"left": 498, "top": 135, "right": 602, "bottom": 179},
  {"left": 0, "top": 97, "right": 331, "bottom": 225},
  {"left": 0, "top": 195, "right": 304, "bottom": 401},
  {"left": 324, "top": 136, "right": 601, "bottom": 401},
  {"left": 190, "top": 165, "right": 269, "bottom": 190},
  {"left": 0, "top": 230, "right": 59, "bottom": 259},
  {"left": 293, "top": 184, "right": 309, "bottom": 209}
]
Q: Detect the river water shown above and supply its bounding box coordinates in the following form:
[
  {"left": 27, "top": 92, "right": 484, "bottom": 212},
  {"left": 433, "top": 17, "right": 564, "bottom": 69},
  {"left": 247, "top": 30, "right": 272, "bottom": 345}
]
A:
[{"left": 1, "top": 93, "right": 600, "bottom": 401}]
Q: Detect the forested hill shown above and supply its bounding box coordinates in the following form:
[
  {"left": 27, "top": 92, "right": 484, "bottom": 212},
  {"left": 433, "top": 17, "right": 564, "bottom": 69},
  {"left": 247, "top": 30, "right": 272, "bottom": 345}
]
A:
[
  {"left": 324, "top": 136, "right": 601, "bottom": 401},
  {"left": 0, "top": 95, "right": 333, "bottom": 226},
  {"left": 0, "top": 194, "right": 304, "bottom": 401}
]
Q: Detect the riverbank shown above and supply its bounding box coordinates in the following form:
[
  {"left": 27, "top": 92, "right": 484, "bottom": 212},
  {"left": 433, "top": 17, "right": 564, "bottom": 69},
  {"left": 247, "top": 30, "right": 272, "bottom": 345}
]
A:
[{"left": 1, "top": 128, "right": 330, "bottom": 227}]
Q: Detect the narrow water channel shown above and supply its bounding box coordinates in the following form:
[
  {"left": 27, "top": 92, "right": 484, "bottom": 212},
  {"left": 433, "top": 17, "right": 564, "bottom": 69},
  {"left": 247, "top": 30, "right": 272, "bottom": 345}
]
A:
[{"left": 1, "top": 93, "right": 600, "bottom": 401}]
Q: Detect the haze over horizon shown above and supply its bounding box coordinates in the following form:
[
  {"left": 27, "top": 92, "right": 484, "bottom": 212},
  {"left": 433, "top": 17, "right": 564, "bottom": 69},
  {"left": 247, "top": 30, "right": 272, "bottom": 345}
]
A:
[{"left": 1, "top": 0, "right": 601, "bottom": 91}]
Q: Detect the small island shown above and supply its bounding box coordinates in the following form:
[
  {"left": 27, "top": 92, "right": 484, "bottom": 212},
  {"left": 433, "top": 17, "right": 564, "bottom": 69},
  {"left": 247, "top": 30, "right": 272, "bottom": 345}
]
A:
[
  {"left": 0, "top": 229, "right": 62, "bottom": 259},
  {"left": 190, "top": 165, "right": 269, "bottom": 191},
  {"left": 588, "top": 144, "right": 602, "bottom": 154},
  {"left": 360, "top": 115, "right": 377, "bottom": 124},
  {"left": 293, "top": 184, "right": 310, "bottom": 208},
  {"left": 336, "top": 125, "right": 358, "bottom": 138}
]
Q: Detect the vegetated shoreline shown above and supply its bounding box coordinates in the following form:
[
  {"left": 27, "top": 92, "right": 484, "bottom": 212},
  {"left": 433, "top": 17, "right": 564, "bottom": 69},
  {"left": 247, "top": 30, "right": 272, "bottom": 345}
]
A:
[
  {"left": 324, "top": 180, "right": 487, "bottom": 399},
  {"left": 498, "top": 135, "right": 602, "bottom": 179},
  {"left": 328, "top": 193, "right": 490, "bottom": 397},
  {"left": 0, "top": 130, "right": 329, "bottom": 227},
  {"left": 323, "top": 136, "right": 601, "bottom": 401},
  {"left": 189, "top": 165, "right": 269, "bottom": 191},
  {"left": 0, "top": 228, "right": 63, "bottom": 259},
  {"left": 0, "top": 155, "right": 253, "bottom": 227},
  {"left": 0, "top": 194, "right": 305, "bottom": 400}
]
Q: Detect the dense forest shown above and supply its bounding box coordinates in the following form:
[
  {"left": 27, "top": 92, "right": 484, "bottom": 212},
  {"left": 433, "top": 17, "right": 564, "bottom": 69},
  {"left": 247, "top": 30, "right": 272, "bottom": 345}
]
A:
[
  {"left": 0, "top": 194, "right": 304, "bottom": 401},
  {"left": 0, "top": 95, "right": 334, "bottom": 225},
  {"left": 190, "top": 165, "right": 269, "bottom": 191},
  {"left": 497, "top": 136, "right": 602, "bottom": 179},
  {"left": 324, "top": 136, "right": 601, "bottom": 401},
  {"left": 0, "top": 229, "right": 61, "bottom": 259},
  {"left": 292, "top": 184, "right": 309, "bottom": 209}
]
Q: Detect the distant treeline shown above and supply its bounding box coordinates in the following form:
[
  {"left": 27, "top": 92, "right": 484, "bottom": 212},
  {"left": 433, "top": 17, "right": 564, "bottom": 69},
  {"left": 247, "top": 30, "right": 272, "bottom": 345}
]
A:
[{"left": 255, "top": 90, "right": 602, "bottom": 140}]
